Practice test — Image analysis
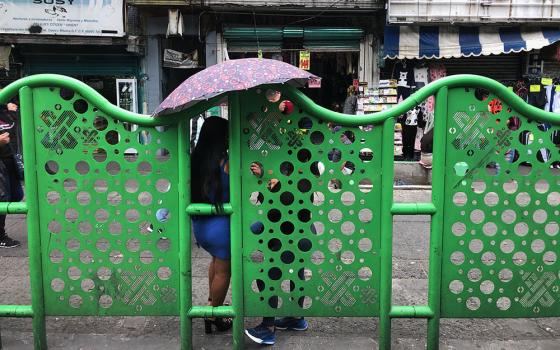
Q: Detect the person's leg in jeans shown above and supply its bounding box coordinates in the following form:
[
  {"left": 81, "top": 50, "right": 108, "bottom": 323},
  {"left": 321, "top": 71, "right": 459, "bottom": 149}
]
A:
[
  {"left": 245, "top": 272, "right": 308, "bottom": 344},
  {"left": 0, "top": 158, "right": 21, "bottom": 248},
  {"left": 401, "top": 125, "right": 417, "bottom": 160},
  {"left": 245, "top": 281, "right": 277, "bottom": 344},
  {"left": 274, "top": 269, "right": 307, "bottom": 330}
]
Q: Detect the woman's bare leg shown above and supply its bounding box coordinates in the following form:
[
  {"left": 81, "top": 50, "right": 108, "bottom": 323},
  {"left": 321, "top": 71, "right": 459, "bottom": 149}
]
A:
[
  {"left": 208, "top": 257, "right": 215, "bottom": 305},
  {"left": 210, "top": 257, "right": 231, "bottom": 307}
]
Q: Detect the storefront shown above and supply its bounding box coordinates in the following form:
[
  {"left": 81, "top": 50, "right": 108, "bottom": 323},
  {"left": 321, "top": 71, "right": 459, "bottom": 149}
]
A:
[
  {"left": 382, "top": 25, "right": 560, "bottom": 80},
  {"left": 0, "top": 0, "right": 143, "bottom": 112},
  {"left": 20, "top": 46, "right": 141, "bottom": 111},
  {"left": 379, "top": 25, "right": 560, "bottom": 161},
  {"left": 223, "top": 27, "right": 365, "bottom": 109}
]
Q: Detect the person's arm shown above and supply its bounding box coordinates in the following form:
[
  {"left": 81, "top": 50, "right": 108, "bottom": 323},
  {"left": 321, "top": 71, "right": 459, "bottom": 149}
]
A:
[
  {"left": 224, "top": 160, "right": 229, "bottom": 174},
  {"left": 0, "top": 132, "right": 10, "bottom": 146}
]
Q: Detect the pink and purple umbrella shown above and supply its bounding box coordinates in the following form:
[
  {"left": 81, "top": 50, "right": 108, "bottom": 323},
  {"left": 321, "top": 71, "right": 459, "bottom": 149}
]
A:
[{"left": 153, "top": 58, "right": 319, "bottom": 117}]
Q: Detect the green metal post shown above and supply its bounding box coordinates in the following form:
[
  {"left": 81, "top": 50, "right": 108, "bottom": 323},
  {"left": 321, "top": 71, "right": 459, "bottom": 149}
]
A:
[
  {"left": 19, "top": 87, "right": 47, "bottom": 349},
  {"left": 427, "top": 87, "right": 449, "bottom": 350},
  {"left": 379, "top": 118, "right": 396, "bottom": 350},
  {"left": 229, "top": 92, "right": 244, "bottom": 349},
  {"left": 178, "top": 119, "right": 193, "bottom": 349}
]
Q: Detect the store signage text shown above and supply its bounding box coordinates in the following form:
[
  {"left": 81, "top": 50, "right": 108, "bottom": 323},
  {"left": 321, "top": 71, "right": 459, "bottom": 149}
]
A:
[
  {"left": 32, "top": 0, "right": 75, "bottom": 4},
  {"left": 0, "top": 0, "right": 124, "bottom": 37}
]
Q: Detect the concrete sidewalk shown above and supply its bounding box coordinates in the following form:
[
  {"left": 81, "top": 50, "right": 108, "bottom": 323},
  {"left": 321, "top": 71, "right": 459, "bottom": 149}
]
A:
[{"left": 1, "top": 190, "right": 559, "bottom": 349}]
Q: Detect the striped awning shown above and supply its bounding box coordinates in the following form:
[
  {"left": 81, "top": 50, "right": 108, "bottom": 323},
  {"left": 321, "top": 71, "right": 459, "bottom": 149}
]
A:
[{"left": 384, "top": 26, "right": 560, "bottom": 59}]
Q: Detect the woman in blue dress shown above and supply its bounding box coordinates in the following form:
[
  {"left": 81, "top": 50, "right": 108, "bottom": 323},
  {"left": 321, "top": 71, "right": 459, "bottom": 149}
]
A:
[{"left": 191, "top": 116, "right": 232, "bottom": 333}]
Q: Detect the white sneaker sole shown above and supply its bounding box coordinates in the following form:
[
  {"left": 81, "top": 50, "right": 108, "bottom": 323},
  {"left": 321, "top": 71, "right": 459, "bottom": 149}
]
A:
[
  {"left": 0, "top": 244, "right": 20, "bottom": 249},
  {"left": 244, "top": 330, "right": 275, "bottom": 345}
]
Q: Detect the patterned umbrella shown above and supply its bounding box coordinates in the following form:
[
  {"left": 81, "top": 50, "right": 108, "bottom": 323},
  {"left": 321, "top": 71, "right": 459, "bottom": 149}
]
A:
[{"left": 153, "top": 58, "right": 319, "bottom": 117}]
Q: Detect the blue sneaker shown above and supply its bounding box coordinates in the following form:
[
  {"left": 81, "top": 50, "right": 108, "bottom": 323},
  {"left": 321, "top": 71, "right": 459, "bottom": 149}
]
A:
[
  {"left": 274, "top": 317, "right": 308, "bottom": 331},
  {"left": 245, "top": 324, "right": 276, "bottom": 345}
]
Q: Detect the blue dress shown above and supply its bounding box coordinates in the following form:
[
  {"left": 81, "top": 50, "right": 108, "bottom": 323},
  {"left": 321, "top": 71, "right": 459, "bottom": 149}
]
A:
[{"left": 192, "top": 163, "right": 230, "bottom": 260}]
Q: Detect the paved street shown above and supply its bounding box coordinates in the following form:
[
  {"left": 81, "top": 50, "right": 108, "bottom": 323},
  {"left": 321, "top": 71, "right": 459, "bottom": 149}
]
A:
[{"left": 0, "top": 190, "right": 559, "bottom": 349}]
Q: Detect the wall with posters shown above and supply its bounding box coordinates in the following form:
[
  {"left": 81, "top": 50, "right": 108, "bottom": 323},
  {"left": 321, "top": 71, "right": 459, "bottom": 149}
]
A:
[{"left": 0, "top": 0, "right": 124, "bottom": 36}]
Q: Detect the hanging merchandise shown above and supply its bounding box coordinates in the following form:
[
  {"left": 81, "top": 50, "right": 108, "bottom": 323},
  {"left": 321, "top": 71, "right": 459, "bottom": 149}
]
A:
[
  {"left": 414, "top": 66, "right": 429, "bottom": 88},
  {"left": 167, "top": 9, "right": 184, "bottom": 37},
  {"left": 0, "top": 46, "right": 11, "bottom": 71},
  {"left": 528, "top": 83, "right": 547, "bottom": 109}
]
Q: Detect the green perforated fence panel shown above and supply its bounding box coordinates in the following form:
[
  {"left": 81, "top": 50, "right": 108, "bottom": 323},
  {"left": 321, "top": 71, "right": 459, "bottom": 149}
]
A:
[
  {"left": 3, "top": 73, "right": 560, "bottom": 350},
  {"left": 441, "top": 87, "right": 560, "bottom": 317},
  {"left": 239, "top": 88, "right": 382, "bottom": 317},
  {"left": 32, "top": 87, "right": 180, "bottom": 316}
]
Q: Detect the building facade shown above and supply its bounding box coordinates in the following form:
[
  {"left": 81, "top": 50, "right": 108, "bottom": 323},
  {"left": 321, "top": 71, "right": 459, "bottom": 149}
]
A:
[
  {"left": 0, "top": 1, "right": 143, "bottom": 112},
  {"left": 128, "top": 0, "right": 385, "bottom": 113}
]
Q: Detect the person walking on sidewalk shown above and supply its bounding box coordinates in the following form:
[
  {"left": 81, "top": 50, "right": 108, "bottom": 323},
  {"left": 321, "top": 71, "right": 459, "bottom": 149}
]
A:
[
  {"left": 0, "top": 102, "right": 23, "bottom": 248},
  {"left": 245, "top": 162, "right": 308, "bottom": 345}
]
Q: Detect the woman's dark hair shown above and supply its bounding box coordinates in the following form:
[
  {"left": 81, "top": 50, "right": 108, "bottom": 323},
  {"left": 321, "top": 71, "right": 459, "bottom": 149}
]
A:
[{"left": 191, "top": 116, "right": 229, "bottom": 213}]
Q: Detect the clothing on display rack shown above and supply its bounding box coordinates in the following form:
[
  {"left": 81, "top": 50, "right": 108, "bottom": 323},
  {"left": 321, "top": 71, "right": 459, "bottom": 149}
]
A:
[{"left": 414, "top": 66, "right": 429, "bottom": 88}]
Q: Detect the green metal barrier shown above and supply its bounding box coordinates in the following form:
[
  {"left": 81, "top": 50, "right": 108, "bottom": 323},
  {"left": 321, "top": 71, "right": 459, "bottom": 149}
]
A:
[{"left": 0, "top": 74, "right": 558, "bottom": 349}]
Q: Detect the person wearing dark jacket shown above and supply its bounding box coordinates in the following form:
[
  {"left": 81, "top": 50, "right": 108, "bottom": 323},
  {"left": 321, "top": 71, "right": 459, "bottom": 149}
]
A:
[{"left": 0, "top": 102, "right": 23, "bottom": 248}]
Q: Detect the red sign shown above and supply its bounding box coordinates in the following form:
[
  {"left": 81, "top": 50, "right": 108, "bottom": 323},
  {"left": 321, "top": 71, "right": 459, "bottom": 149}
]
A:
[{"left": 353, "top": 79, "right": 359, "bottom": 90}]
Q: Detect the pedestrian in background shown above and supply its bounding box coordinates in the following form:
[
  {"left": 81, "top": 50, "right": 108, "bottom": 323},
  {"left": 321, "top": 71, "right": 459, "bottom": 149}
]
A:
[
  {"left": 245, "top": 162, "right": 309, "bottom": 345},
  {"left": 0, "top": 101, "right": 23, "bottom": 248},
  {"left": 342, "top": 85, "right": 358, "bottom": 114}
]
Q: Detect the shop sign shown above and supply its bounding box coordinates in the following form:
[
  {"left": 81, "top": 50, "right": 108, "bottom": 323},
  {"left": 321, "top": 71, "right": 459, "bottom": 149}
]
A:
[
  {"left": 116, "top": 79, "right": 137, "bottom": 114},
  {"left": 308, "top": 77, "right": 321, "bottom": 89},
  {"left": 163, "top": 49, "right": 199, "bottom": 69},
  {"left": 0, "top": 0, "right": 124, "bottom": 36},
  {"left": 299, "top": 51, "right": 310, "bottom": 70},
  {"left": 541, "top": 77, "right": 553, "bottom": 86}
]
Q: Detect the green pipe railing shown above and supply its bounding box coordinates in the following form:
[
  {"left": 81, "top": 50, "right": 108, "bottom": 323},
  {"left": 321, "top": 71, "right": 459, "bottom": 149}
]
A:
[
  {"left": 188, "top": 306, "right": 236, "bottom": 318},
  {"left": 390, "top": 306, "right": 434, "bottom": 318},
  {"left": 0, "top": 202, "right": 28, "bottom": 214},
  {"left": 0, "top": 305, "right": 34, "bottom": 318},
  {"left": 391, "top": 203, "right": 437, "bottom": 215},
  {"left": 186, "top": 203, "right": 234, "bottom": 215},
  {"left": 3, "top": 74, "right": 560, "bottom": 127}
]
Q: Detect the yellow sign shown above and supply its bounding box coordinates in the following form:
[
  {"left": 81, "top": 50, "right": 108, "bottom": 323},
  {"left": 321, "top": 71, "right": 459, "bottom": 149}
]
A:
[
  {"left": 541, "top": 77, "right": 553, "bottom": 86},
  {"left": 257, "top": 49, "right": 263, "bottom": 59},
  {"left": 556, "top": 85, "right": 560, "bottom": 92},
  {"left": 530, "top": 84, "right": 541, "bottom": 92},
  {"left": 299, "top": 51, "right": 310, "bottom": 70}
]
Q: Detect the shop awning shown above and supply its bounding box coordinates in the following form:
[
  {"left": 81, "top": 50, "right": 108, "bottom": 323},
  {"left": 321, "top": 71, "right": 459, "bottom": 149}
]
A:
[{"left": 384, "top": 25, "right": 560, "bottom": 59}]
